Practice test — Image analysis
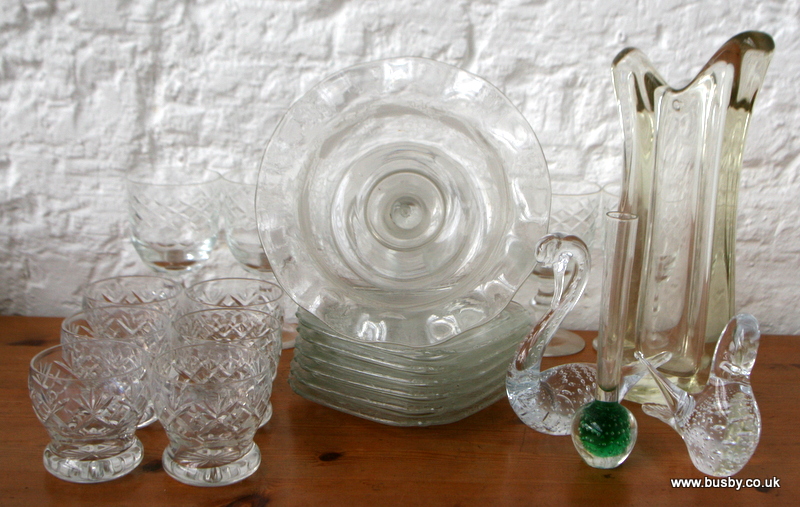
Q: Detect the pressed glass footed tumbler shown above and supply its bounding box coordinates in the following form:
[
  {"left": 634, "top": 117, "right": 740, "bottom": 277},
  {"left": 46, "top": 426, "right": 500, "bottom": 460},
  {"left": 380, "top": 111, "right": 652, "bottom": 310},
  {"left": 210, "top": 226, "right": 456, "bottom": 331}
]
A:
[
  {"left": 572, "top": 212, "right": 639, "bottom": 468},
  {"left": 29, "top": 340, "right": 149, "bottom": 483},
  {"left": 181, "top": 277, "right": 291, "bottom": 349},
  {"left": 61, "top": 307, "right": 170, "bottom": 428},
  {"left": 181, "top": 277, "right": 284, "bottom": 325},
  {"left": 151, "top": 342, "right": 272, "bottom": 487},
  {"left": 171, "top": 307, "right": 281, "bottom": 426},
  {"left": 82, "top": 274, "right": 184, "bottom": 318}
]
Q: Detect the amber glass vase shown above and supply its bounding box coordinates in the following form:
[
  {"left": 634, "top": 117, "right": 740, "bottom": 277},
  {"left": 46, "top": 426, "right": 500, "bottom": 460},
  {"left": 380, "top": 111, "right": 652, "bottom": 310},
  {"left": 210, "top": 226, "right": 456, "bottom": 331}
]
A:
[{"left": 612, "top": 32, "right": 774, "bottom": 401}]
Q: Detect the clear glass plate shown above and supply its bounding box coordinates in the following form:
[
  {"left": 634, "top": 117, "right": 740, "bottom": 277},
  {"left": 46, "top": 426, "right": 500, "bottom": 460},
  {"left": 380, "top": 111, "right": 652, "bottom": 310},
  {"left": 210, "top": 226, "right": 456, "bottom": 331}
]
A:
[
  {"left": 289, "top": 367, "right": 507, "bottom": 426},
  {"left": 289, "top": 378, "right": 505, "bottom": 426},
  {"left": 295, "top": 303, "right": 531, "bottom": 370},
  {"left": 292, "top": 337, "right": 518, "bottom": 386},
  {"left": 291, "top": 353, "right": 512, "bottom": 401},
  {"left": 257, "top": 57, "right": 549, "bottom": 346},
  {"left": 291, "top": 325, "right": 523, "bottom": 391},
  {"left": 288, "top": 302, "right": 531, "bottom": 425}
]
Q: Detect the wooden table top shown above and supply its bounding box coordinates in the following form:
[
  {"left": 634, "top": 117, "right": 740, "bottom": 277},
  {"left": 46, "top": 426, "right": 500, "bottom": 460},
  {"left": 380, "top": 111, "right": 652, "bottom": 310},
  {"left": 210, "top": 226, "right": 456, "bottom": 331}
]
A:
[{"left": 0, "top": 315, "right": 796, "bottom": 506}]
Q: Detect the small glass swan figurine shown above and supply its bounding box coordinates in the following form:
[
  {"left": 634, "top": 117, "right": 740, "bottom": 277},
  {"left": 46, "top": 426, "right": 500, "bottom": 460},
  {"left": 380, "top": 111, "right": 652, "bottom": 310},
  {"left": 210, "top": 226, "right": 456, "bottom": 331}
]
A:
[
  {"left": 636, "top": 314, "right": 762, "bottom": 477},
  {"left": 506, "top": 233, "right": 659, "bottom": 436}
]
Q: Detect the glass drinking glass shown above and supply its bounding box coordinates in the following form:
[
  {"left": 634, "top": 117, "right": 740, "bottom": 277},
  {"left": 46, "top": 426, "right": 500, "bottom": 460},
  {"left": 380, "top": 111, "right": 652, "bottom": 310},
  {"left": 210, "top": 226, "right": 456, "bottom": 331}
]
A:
[
  {"left": 126, "top": 168, "right": 220, "bottom": 273},
  {"left": 182, "top": 277, "right": 290, "bottom": 348},
  {"left": 219, "top": 171, "right": 301, "bottom": 332},
  {"left": 83, "top": 274, "right": 184, "bottom": 317},
  {"left": 29, "top": 340, "right": 149, "bottom": 483},
  {"left": 220, "top": 170, "right": 271, "bottom": 273},
  {"left": 182, "top": 277, "right": 283, "bottom": 320},
  {"left": 172, "top": 307, "right": 281, "bottom": 426},
  {"left": 150, "top": 342, "right": 272, "bottom": 487},
  {"left": 529, "top": 180, "right": 601, "bottom": 356},
  {"left": 61, "top": 307, "right": 170, "bottom": 427}
]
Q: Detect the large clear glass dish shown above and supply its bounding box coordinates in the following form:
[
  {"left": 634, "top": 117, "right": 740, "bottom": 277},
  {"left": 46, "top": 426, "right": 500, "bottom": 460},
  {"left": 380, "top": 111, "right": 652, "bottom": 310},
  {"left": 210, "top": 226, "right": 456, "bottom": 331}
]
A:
[{"left": 256, "top": 57, "right": 549, "bottom": 346}]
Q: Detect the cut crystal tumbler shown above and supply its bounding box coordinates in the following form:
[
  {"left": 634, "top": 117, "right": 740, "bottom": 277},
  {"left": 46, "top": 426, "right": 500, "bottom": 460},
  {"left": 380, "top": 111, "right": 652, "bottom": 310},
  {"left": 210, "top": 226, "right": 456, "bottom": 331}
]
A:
[
  {"left": 151, "top": 342, "right": 272, "bottom": 487},
  {"left": 29, "top": 340, "right": 149, "bottom": 483}
]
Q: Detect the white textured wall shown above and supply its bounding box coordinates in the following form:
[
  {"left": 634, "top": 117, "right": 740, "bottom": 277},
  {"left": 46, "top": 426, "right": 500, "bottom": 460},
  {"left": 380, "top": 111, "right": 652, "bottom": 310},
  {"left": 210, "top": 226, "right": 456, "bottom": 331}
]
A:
[{"left": 1, "top": 0, "right": 798, "bottom": 335}]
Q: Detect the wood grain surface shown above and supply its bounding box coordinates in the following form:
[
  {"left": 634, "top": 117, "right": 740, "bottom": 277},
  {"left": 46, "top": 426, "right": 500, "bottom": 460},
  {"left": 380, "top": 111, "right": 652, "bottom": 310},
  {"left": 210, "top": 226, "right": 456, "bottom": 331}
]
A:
[{"left": 0, "top": 316, "right": 795, "bottom": 506}]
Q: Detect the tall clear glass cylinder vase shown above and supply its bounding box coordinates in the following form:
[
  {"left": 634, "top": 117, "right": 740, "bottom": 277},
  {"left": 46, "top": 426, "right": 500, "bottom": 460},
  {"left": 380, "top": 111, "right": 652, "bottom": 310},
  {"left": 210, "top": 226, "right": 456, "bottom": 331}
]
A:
[
  {"left": 597, "top": 212, "right": 639, "bottom": 403},
  {"left": 612, "top": 32, "right": 774, "bottom": 402}
]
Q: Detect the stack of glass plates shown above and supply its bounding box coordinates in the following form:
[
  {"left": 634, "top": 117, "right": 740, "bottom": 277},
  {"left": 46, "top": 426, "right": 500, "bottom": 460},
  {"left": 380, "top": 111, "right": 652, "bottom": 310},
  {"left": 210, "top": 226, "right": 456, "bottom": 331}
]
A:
[{"left": 289, "top": 303, "right": 533, "bottom": 426}]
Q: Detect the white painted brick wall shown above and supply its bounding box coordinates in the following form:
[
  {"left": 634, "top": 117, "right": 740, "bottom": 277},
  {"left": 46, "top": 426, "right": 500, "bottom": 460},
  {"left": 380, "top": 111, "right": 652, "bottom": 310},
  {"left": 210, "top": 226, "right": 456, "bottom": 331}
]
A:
[{"left": 1, "top": 0, "right": 798, "bottom": 335}]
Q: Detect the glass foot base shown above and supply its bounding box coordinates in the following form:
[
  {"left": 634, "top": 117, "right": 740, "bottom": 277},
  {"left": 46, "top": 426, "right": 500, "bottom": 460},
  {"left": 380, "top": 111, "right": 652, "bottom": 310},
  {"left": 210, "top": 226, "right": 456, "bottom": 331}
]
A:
[
  {"left": 163, "top": 443, "right": 261, "bottom": 487},
  {"left": 132, "top": 238, "right": 214, "bottom": 274},
  {"left": 43, "top": 438, "right": 143, "bottom": 483},
  {"left": 543, "top": 329, "right": 586, "bottom": 357}
]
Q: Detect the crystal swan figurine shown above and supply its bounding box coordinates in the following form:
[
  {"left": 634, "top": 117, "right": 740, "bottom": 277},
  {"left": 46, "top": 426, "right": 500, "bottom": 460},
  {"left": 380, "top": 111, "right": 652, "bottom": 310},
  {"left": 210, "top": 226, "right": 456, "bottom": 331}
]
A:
[{"left": 506, "top": 234, "right": 664, "bottom": 435}]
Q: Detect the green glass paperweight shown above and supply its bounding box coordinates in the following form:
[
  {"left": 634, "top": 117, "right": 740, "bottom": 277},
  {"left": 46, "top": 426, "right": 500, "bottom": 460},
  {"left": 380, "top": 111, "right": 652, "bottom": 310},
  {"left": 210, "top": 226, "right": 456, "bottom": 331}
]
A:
[{"left": 572, "top": 399, "right": 637, "bottom": 466}]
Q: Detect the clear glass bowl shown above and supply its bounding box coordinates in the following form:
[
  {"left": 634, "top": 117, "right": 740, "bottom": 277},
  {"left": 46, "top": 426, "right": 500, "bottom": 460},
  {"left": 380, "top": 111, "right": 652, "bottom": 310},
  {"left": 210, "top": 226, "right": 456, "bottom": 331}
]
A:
[{"left": 257, "top": 57, "right": 549, "bottom": 346}]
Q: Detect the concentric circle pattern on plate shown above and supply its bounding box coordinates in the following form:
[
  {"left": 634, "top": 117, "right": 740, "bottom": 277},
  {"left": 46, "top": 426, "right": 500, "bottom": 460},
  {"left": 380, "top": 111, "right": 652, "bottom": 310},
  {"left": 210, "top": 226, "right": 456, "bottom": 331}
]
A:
[{"left": 257, "top": 57, "right": 549, "bottom": 345}]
